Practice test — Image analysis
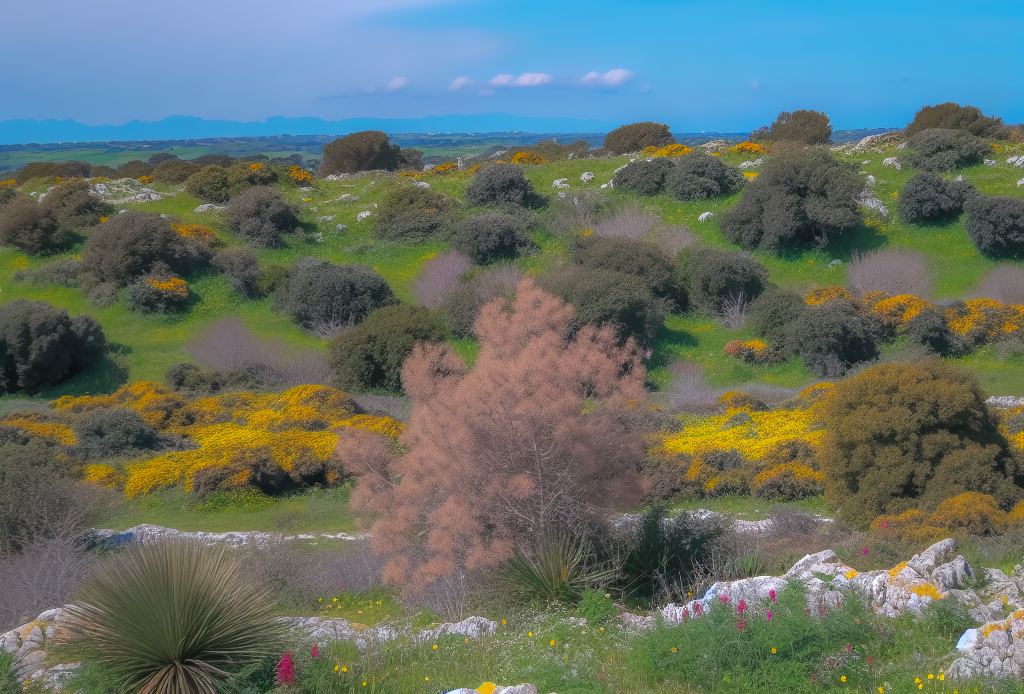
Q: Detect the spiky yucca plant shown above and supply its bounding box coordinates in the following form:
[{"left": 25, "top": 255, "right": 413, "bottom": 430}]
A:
[
  {"left": 62, "top": 540, "right": 285, "bottom": 694},
  {"left": 498, "top": 530, "right": 617, "bottom": 603}
]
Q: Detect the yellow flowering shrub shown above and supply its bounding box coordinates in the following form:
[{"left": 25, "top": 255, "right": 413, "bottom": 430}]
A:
[
  {"left": 431, "top": 162, "right": 459, "bottom": 175},
  {"left": 249, "top": 162, "right": 264, "bottom": 171},
  {"left": 743, "top": 172, "right": 758, "bottom": 178},
  {"left": 752, "top": 462, "right": 825, "bottom": 500},
  {"left": 137, "top": 175, "right": 154, "bottom": 184},
  {"left": 0, "top": 413, "right": 76, "bottom": 445},
  {"left": 798, "top": 382, "right": 835, "bottom": 402},
  {"left": 727, "top": 142, "right": 769, "bottom": 155},
  {"left": 648, "top": 144, "right": 692, "bottom": 157},
  {"left": 8, "top": 256, "right": 28, "bottom": 269},
  {"left": 927, "top": 491, "right": 1007, "bottom": 535},
  {"left": 52, "top": 382, "right": 186, "bottom": 428},
  {"left": 0, "top": 179, "right": 16, "bottom": 186},
  {"left": 871, "top": 294, "right": 935, "bottom": 325},
  {"left": 660, "top": 405, "right": 823, "bottom": 461},
  {"left": 945, "top": 298, "right": 1024, "bottom": 343},
  {"left": 288, "top": 165, "right": 314, "bottom": 184},
  {"left": 805, "top": 286, "right": 854, "bottom": 305},
  {"left": 723, "top": 340, "right": 783, "bottom": 365},
  {"left": 510, "top": 151, "right": 546, "bottom": 165},
  {"left": 146, "top": 276, "right": 189, "bottom": 299},
  {"left": 170, "top": 223, "right": 223, "bottom": 247},
  {"left": 911, "top": 584, "right": 943, "bottom": 600},
  {"left": 1008, "top": 500, "right": 1024, "bottom": 526},
  {"left": 83, "top": 464, "right": 121, "bottom": 488}
]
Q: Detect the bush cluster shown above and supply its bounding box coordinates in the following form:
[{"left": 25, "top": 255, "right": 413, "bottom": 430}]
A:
[
  {"left": 747, "top": 288, "right": 806, "bottom": 344},
  {"left": 320, "top": 131, "right": 402, "bottom": 176},
  {"left": 42, "top": 180, "right": 112, "bottom": 230},
  {"left": 904, "top": 128, "right": 992, "bottom": 172},
  {"left": 720, "top": 148, "right": 861, "bottom": 251},
  {"left": 212, "top": 248, "right": 261, "bottom": 300},
  {"left": 613, "top": 158, "right": 674, "bottom": 196},
  {"left": 679, "top": 248, "right": 768, "bottom": 315},
  {"left": 191, "top": 154, "right": 236, "bottom": 168},
  {"left": 437, "top": 265, "right": 523, "bottom": 337},
  {"left": 603, "top": 122, "right": 675, "bottom": 155},
  {"left": 278, "top": 258, "right": 398, "bottom": 335},
  {"left": 0, "top": 195, "right": 63, "bottom": 253},
  {"left": 897, "top": 172, "right": 975, "bottom": 224},
  {"left": 330, "top": 305, "right": 447, "bottom": 393},
  {"left": 14, "top": 162, "right": 60, "bottom": 184},
  {"left": 762, "top": 109, "right": 833, "bottom": 144},
  {"left": 664, "top": 153, "right": 745, "bottom": 201},
  {"left": 464, "top": 164, "right": 544, "bottom": 208},
  {"left": 0, "top": 300, "right": 105, "bottom": 393},
  {"left": 964, "top": 194, "right": 1024, "bottom": 258},
  {"left": 70, "top": 408, "right": 163, "bottom": 460},
  {"left": 81, "top": 212, "right": 210, "bottom": 286},
  {"left": 116, "top": 160, "right": 154, "bottom": 179},
  {"left": 570, "top": 236, "right": 685, "bottom": 309},
  {"left": 450, "top": 213, "right": 536, "bottom": 264},
  {"left": 905, "top": 308, "right": 968, "bottom": 356},
  {"left": 152, "top": 159, "right": 200, "bottom": 184},
  {"left": 375, "top": 185, "right": 455, "bottom": 242},
  {"left": 229, "top": 186, "right": 300, "bottom": 248},
  {"left": 905, "top": 102, "right": 1007, "bottom": 139},
  {"left": 125, "top": 265, "right": 190, "bottom": 314},
  {"left": 185, "top": 165, "right": 231, "bottom": 202},
  {"left": 785, "top": 299, "right": 880, "bottom": 377}
]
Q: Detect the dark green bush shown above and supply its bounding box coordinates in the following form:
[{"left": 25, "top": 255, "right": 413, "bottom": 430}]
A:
[
  {"left": 764, "top": 109, "right": 833, "bottom": 144},
  {"left": 116, "top": 160, "right": 154, "bottom": 179},
  {"left": 613, "top": 158, "right": 675, "bottom": 196},
  {"left": 603, "top": 122, "right": 675, "bottom": 155},
  {"left": 87, "top": 165, "right": 119, "bottom": 179},
  {"left": 152, "top": 159, "right": 200, "bottom": 184},
  {"left": 905, "top": 102, "right": 1007, "bottom": 139},
  {"left": 680, "top": 248, "right": 769, "bottom": 315},
  {"left": 905, "top": 307, "right": 968, "bottom": 356},
  {"left": 437, "top": 265, "right": 523, "bottom": 337},
  {"left": 450, "top": 213, "right": 536, "bottom": 264},
  {"left": 147, "top": 153, "right": 178, "bottom": 165},
  {"left": 964, "top": 194, "right": 1024, "bottom": 258},
  {"left": 71, "top": 408, "right": 161, "bottom": 460},
  {"left": 320, "top": 131, "right": 402, "bottom": 176},
  {"left": 81, "top": 211, "right": 209, "bottom": 286},
  {"left": 538, "top": 267, "right": 664, "bottom": 346},
  {"left": 257, "top": 263, "right": 289, "bottom": 296},
  {"left": 185, "top": 165, "right": 231, "bottom": 203},
  {"left": 212, "top": 247, "right": 261, "bottom": 299},
  {"left": 747, "top": 287, "right": 806, "bottom": 345},
  {"left": 375, "top": 185, "right": 455, "bottom": 242},
  {"left": 897, "top": 172, "right": 975, "bottom": 223},
  {"left": 0, "top": 185, "right": 15, "bottom": 207},
  {"left": 819, "top": 361, "right": 1023, "bottom": 524},
  {"left": 55, "top": 160, "right": 91, "bottom": 178},
  {"left": 190, "top": 154, "right": 235, "bottom": 168},
  {"left": 400, "top": 148, "right": 424, "bottom": 171},
  {"left": 0, "top": 299, "right": 105, "bottom": 393},
  {"left": 665, "top": 152, "right": 745, "bottom": 201},
  {"left": 570, "top": 236, "right": 685, "bottom": 309},
  {"left": 125, "top": 266, "right": 189, "bottom": 314},
  {"left": 784, "top": 300, "right": 879, "bottom": 377},
  {"left": 41, "top": 180, "right": 112, "bottom": 230},
  {"left": 279, "top": 258, "right": 398, "bottom": 335},
  {"left": 905, "top": 128, "right": 992, "bottom": 172},
  {"left": 228, "top": 186, "right": 300, "bottom": 248},
  {"left": 0, "top": 195, "right": 63, "bottom": 253},
  {"left": 14, "top": 162, "right": 59, "bottom": 184},
  {"left": 16, "top": 257, "right": 83, "bottom": 287},
  {"left": 227, "top": 162, "right": 278, "bottom": 193},
  {"left": 330, "top": 305, "right": 446, "bottom": 393},
  {"left": 719, "top": 148, "right": 861, "bottom": 251},
  {"left": 464, "top": 164, "right": 544, "bottom": 208}
]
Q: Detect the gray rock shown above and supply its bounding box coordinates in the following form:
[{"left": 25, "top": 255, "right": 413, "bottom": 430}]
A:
[
  {"left": 698, "top": 211, "right": 713, "bottom": 222},
  {"left": 552, "top": 178, "right": 570, "bottom": 189},
  {"left": 193, "top": 203, "right": 226, "bottom": 213}
]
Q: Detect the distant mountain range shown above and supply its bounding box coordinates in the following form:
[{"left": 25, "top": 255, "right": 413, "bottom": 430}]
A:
[{"left": 0, "top": 114, "right": 628, "bottom": 145}]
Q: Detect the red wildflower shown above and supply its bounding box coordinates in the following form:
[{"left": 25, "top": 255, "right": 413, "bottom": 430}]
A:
[
  {"left": 276, "top": 652, "right": 294, "bottom": 685},
  {"left": 766, "top": 609, "right": 773, "bottom": 621},
  {"left": 737, "top": 599, "right": 747, "bottom": 614},
  {"left": 736, "top": 618, "right": 746, "bottom": 631},
  {"left": 769, "top": 588, "right": 777, "bottom": 602},
  {"left": 311, "top": 645, "right": 319, "bottom": 659},
  {"left": 862, "top": 546, "right": 869, "bottom": 556}
]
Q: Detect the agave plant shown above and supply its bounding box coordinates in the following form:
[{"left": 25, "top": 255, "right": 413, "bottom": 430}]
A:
[
  {"left": 62, "top": 540, "right": 285, "bottom": 694},
  {"left": 498, "top": 529, "right": 617, "bottom": 603}
]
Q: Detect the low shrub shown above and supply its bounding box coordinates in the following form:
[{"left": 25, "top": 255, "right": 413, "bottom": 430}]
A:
[
  {"left": 665, "top": 152, "right": 745, "bottom": 200},
  {"left": 229, "top": 186, "right": 300, "bottom": 248},
  {"left": 190, "top": 154, "right": 235, "bottom": 168},
  {"left": 16, "top": 257, "right": 83, "bottom": 287},
  {"left": 450, "top": 212, "right": 536, "bottom": 264},
  {"left": 81, "top": 211, "right": 210, "bottom": 286},
  {"left": 747, "top": 288, "right": 805, "bottom": 345},
  {"left": 279, "top": 258, "right": 398, "bottom": 336},
  {"left": 785, "top": 299, "right": 880, "bottom": 377},
  {"left": 399, "top": 147, "right": 424, "bottom": 171},
  {"left": 0, "top": 300, "right": 105, "bottom": 393},
  {"left": 227, "top": 161, "right": 278, "bottom": 193},
  {"left": 0, "top": 183, "right": 15, "bottom": 207},
  {"left": 464, "top": 163, "right": 544, "bottom": 208},
  {"left": 591, "top": 204, "right": 656, "bottom": 240},
  {"left": 845, "top": 248, "right": 933, "bottom": 298},
  {"left": 0, "top": 195, "right": 63, "bottom": 253},
  {"left": 724, "top": 340, "right": 784, "bottom": 366},
  {"left": 116, "top": 160, "right": 153, "bottom": 179},
  {"left": 330, "top": 305, "right": 447, "bottom": 393},
  {"left": 185, "top": 165, "right": 231, "bottom": 203},
  {"left": 14, "top": 161, "right": 60, "bottom": 184},
  {"left": 818, "top": 361, "right": 1024, "bottom": 524},
  {"left": 905, "top": 308, "right": 968, "bottom": 356},
  {"left": 612, "top": 158, "right": 675, "bottom": 196},
  {"left": 320, "top": 131, "right": 402, "bottom": 176},
  {"left": 575, "top": 589, "right": 618, "bottom": 624},
  {"left": 147, "top": 152, "right": 178, "bottom": 165},
  {"left": 905, "top": 102, "right": 1007, "bottom": 139},
  {"left": 570, "top": 236, "right": 684, "bottom": 309},
  {"left": 152, "top": 159, "right": 200, "bottom": 184},
  {"left": 927, "top": 491, "right": 1008, "bottom": 535},
  {"left": 680, "top": 247, "right": 769, "bottom": 316},
  {"left": 375, "top": 185, "right": 455, "bottom": 242},
  {"left": 40, "top": 179, "right": 112, "bottom": 230},
  {"left": 904, "top": 128, "right": 992, "bottom": 172},
  {"left": 212, "top": 247, "right": 261, "bottom": 299},
  {"left": 753, "top": 463, "right": 825, "bottom": 500},
  {"left": 411, "top": 250, "right": 472, "bottom": 309},
  {"left": 603, "top": 122, "right": 675, "bottom": 155},
  {"left": 720, "top": 148, "right": 861, "bottom": 251},
  {"left": 125, "top": 266, "right": 190, "bottom": 314},
  {"left": 964, "top": 194, "right": 1024, "bottom": 258},
  {"left": 763, "top": 109, "right": 833, "bottom": 144},
  {"left": 969, "top": 265, "right": 1024, "bottom": 305},
  {"left": 70, "top": 407, "right": 162, "bottom": 460},
  {"left": 438, "top": 264, "right": 523, "bottom": 337},
  {"left": 897, "top": 172, "right": 974, "bottom": 224}
]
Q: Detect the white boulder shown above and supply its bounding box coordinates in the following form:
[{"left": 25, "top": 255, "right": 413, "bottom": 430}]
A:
[{"left": 698, "top": 211, "right": 713, "bottom": 222}]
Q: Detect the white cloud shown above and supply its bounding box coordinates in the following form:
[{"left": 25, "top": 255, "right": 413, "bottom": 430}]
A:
[
  {"left": 581, "top": 68, "right": 635, "bottom": 88},
  {"left": 385, "top": 76, "right": 408, "bottom": 91},
  {"left": 488, "top": 72, "right": 553, "bottom": 87},
  {"left": 448, "top": 76, "right": 474, "bottom": 91}
]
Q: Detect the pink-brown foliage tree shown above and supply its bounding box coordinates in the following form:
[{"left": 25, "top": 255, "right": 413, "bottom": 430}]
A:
[{"left": 337, "top": 279, "right": 647, "bottom": 590}]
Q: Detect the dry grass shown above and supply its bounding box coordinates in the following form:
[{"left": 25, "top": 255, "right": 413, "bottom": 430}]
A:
[
  {"left": 968, "top": 264, "right": 1024, "bottom": 304},
  {"left": 846, "top": 248, "right": 933, "bottom": 298},
  {"left": 411, "top": 250, "right": 472, "bottom": 309},
  {"left": 593, "top": 205, "right": 659, "bottom": 240}
]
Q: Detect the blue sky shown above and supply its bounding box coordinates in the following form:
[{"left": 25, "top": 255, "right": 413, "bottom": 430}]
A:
[{"left": 1, "top": 0, "right": 1021, "bottom": 132}]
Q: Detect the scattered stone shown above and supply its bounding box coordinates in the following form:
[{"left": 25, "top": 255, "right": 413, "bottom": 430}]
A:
[
  {"left": 857, "top": 190, "right": 889, "bottom": 217},
  {"left": 865, "top": 174, "right": 876, "bottom": 186},
  {"left": 413, "top": 181, "right": 431, "bottom": 188},
  {"left": 1007, "top": 154, "right": 1024, "bottom": 168},
  {"left": 324, "top": 174, "right": 352, "bottom": 181},
  {"left": 317, "top": 215, "right": 335, "bottom": 222},
  {"left": 897, "top": 142, "right": 908, "bottom": 149},
  {"left": 558, "top": 192, "right": 566, "bottom": 199},
  {"left": 86, "top": 524, "right": 360, "bottom": 549},
  {"left": 29, "top": 191, "right": 38, "bottom": 197},
  {"left": 882, "top": 157, "right": 901, "bottom": 169},
  {"left": 739, "top": 158, "right": 763, "bottom": 169},
  {"left": 37, "top": 193, "right": 48, "bottom": 201},
  {"left": 986, "top": 396, "right": 1024, "bottom": 408},
  {"left": 552, "top": 178, "right": 570, "bottom": 189},
  {"left": 849, "top": 134, "right": 890, "bottom": 153},
  {"left": 457, "top": 157, "right": 464, "bottom": 171},
  {"left": 357, "top": 211, "right": 372, "bottom": 222},
  {"left": 118, "top": 209, "right": 128, "bottom": 214},
  {"left": 335, "top": 224, "right": 348, "bottom": 232},
  {"left": 950, "top": 609, "right": 1024, "bottom": 680},
  {"left": 984, "top": 159, "right": 997, "bottom": 167},
  {"left": 193, "top": 203, "right": 226, "bottom": 212},
  {"left": 698, "top": 211, "right": 713, "bottom": 222},
  {"left": 1018, "top": 177, "right": 1024, "bottom": 188},
  {"left": 829, "top": 259, "right": 842, "bottom": 267},
  {"left": 580, "top": 171, "right": 595, "bottom": 183}
]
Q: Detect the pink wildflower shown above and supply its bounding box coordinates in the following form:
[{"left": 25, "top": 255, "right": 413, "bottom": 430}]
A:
[
  {"left": 276, "top": 652, "right": 294, "bottom": 685},
  {"left": 311, "top": 645, "right": 319, "bottom": 659},
  {"left": 766, "top": 609, "right": 773, "bottom": 621},
  {"left": 862, "top": 546, "right": 869, "bottom": 556},
  {"left": 769, "top": 588, "right": 777, "bottom": 602}
]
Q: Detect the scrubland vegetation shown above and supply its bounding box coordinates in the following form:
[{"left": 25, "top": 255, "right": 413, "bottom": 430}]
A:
[{"left": 1, "top": 102, "right": 1024, "bottom": 694}]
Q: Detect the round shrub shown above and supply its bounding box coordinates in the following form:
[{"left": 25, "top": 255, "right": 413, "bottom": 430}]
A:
[
  {"left": 152, "top": 159, "right": 200, "bottom": 184},
  {"left": 784, "top": 300, "right": 879, "bottom": 377},
  {"left": 905, "top": 102, "right": 1006, "bottom": 139},
  {"left": 0, "top": 299, "right": 105, "bottom": 393},
  {"left": 905, "top": 308, "right": 968, "bottom": 356},
  {"left": 438, "top": 264, "right": 523, "bottom": 337},
  {"left": 87, "top": 165, "right": 119, "bottom": 179},
  {"left": 603, "top": 122, "right": 675, "bottom": 155},
  {"left": 41, "top": 179, "right": 112, "bottom": 230},
  {"left": 126, "top": 268, "right": 190, "bottom": 314},
  {"left": 537, "top": 267, "right": 664, "bottom": 346},
  {"left": 964, "top": 194, "right": 1024, "bottom": 258},
  {"left": 191, "top": 154, "right": 235, "bottom": 168},
  {"left": 719, "top": 148, "right": 861, "bottom": 252},
  {"left": 0, "top": 195, "right": 63, "bottom": 253},
  {"left": 753, "top": 463, "right": 825, "bottom": 501},
  {"left": 927, "top": 492, "right": 1007, "bottom": 535},
  {"left": 570, "top": 236, "right": 685, "bottom": 309},
  {"left": 376, "top": 185, "right": 455, "bottom": 242},
  {"left": 450, "top": 213, "right": 536, "bottom": 264},
  {"left": 227, "top": 162, "right": 278, "bottom": 194},
  {"left": 665, "top": 152, "right": 745, "bottom": 201},
  {"left": 212, "top": 247, "right": 261, "bottom": 299},
  {"left": 186, "top": 165, "right": 231, "bottom": 203},
  {"left": 147, "top": 152, "right": 178, "bottom": 165},
  {"left": 55, "top": 160, "right": 91, "bottom": 178},
  {"left": 71, "top": 407, "right": 161, "bottom": 460},
  {"left": 116, "top": 160, "right": 154, "bottom": 179},
  {"left": 81, "top": 212, "right": 209, "bottom": 286},
  {"left": 0, "top": 184, "right": 16, "bottom": 207},
  {"left": 279, "top": 257, "right": 398, "bottom": 335},
  {"left": 818, "top": 361, "right": 1024, "bottom": 524},
  {"left": 228, "top": 186, "right": 300, "bottom": 248},
  {"left": 320, "top": 131, "right": 402, "bottom": 176},
  {"left": 680, "top": 248, "right": 769, "bottom": 315},
  {"left": 897, "top": 172, "right": 975, "bottom": 224},
  {"left": 764, "top": 109, "right": 833, "bottom": 144},
  {"left": 904, "top": 128, "right": 992, "bottom": 172},
  {"left": 14, "top": 162, "right": 60, "bottom": 184},
  {"left": 747, "top": 288, "right": 806, "bottom": 345},
  {"left": 613, "top": 158, "right": 675, "bottom": 196},
  {"left": 330, "top": 305, "right": 447, "bottom": 393},
  {"left": 464, "top": 164, "right": 543, "bottom": 208}
]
